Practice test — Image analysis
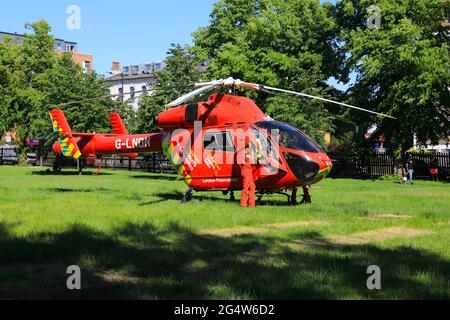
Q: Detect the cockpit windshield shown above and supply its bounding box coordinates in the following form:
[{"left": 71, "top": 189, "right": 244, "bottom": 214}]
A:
[{"left": 255, "top": 121, "right": 322, "bottom": 153}]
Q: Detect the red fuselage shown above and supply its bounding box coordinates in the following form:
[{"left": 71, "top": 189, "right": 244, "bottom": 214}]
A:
[
  {"left": 53, "top": 133, "right": 163, "bottom": 158},
  {"left": 158, "top": 93, "right": 333, "bottom": 192}
]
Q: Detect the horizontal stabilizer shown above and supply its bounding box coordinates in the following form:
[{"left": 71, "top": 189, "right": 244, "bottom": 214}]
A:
[{"left": 123, "top": 153, "right": 138, "bottom": 159}]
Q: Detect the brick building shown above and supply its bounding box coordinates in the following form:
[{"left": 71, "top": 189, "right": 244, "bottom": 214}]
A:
[{"left": 0, "top": 31, "right": 93, "bottom": 74}]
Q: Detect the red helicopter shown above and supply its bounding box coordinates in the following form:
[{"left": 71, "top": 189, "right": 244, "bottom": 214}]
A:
[
  {"left": 50, "top": 110, "right": 163, "bottom": 174},
  {"left": 50, "top": 78, "right": 395, "bottom": 204}
]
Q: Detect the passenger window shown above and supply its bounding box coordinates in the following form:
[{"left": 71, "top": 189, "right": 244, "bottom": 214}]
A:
[{"left": 204, "top": 132, "right": 235, "bottom": 152}]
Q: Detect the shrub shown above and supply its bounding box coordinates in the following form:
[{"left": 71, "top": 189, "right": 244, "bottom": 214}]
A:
[
  {"left": 379, "top": 175, "right": 401, "bottom": 182},
  {"left": 18, "top": 153, "right": 30, "bottom": 167}
]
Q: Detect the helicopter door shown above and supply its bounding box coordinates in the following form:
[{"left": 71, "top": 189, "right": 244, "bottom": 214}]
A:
[
  {"left": 250, "top": 126, "right": 288, "bottom": 178},
  {"left": 202, "top": 130, "right": 235, "bottom": 189}
]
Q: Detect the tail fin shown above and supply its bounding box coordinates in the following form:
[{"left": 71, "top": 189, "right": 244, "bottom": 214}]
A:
[
  {"left": 49, "top": 110, "right": 82, "bottom": 159},
  {"left": 109, "top": 113, "right": 128, "bottom": 135},
  {"left": 109, "top": 113, "right": 137, "bottom": 159}
]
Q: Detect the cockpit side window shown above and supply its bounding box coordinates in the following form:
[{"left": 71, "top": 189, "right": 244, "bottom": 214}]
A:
[
  {"left": 255, "top": 121, "right": 322, "bottom": 153},
  {"left": 250, "top": 127, "right": 282, "bottom": 174},
  {"left": 251, "top": 127, "right": 279, "bottom": 161}
]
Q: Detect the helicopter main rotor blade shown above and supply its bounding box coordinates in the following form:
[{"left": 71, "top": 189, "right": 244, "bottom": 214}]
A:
[
  {"left": 194, "top": 77, "right": 260, "bottom": 90},
  {"left": 52, "top": 85, "right": 194, "bottom": 108},
  {"left": 261, "top": 85, "right": 397, "bottom": 120},
  {"left": 271, "top": 93, "right": 357, "bottom": 125},
  {"left": 166, "top": 83, "right": 219, "bottom": 107},
  {"left": 166, "top": 78, "right": 261, "bottom": 107},
  {"left": 55, "top": 89, "right": 147, "bottom": 108},
  {"left": 174, "top": 77, "right": 397, "bottom": 120}
]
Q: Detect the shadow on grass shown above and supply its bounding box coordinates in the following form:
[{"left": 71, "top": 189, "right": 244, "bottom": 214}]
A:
[
  {"left": 130, "top": 175, "right": 178, "bottom": 181},
  {"left": 43, "top": 187, "right": 118, "bottom": 194},
  {"left": 31, "top": 170, "right": 113, "bottom": 176},
  {"left": 139, "top": 191, "right": 298, "bottom": 207},
  {"left": 0, "top": 222, "right": 448, "bottom": 300}
]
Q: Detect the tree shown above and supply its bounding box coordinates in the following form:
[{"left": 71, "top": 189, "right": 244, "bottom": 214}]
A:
[
  {"left": 333, "top": 0, "right": 450, "bottom": 153},
  {"left": 45, "top": 53, "right": 112, "bottom": 134},
  {"left": 8, "top": 20, "right": 57, "bottom": 140},
  {"left": 0, "top": 20, "right": 113, "bottom": 142},
  {"left": 0, "top": 39, "right": 25, "bottom": 135},
  {"left": 137, "top": 44, "right": 202, "bottom": 132},
  {"left": 192, "top": 0, "right": 342, "bottom": 146},
  {"left": 265, "top": 94, "right": 336, "bottom": 147}
]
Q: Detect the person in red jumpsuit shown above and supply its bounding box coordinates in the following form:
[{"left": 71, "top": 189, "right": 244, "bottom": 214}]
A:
[{"left": 240, "top": 144, "right": 256, "bottom": 208}]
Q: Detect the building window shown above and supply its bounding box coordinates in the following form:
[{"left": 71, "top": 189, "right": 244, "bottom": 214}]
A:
[
  {"left": 154, "top": 63, "right": 161, "bottom": 71},
  {"left": 130, "top": 86, "right": 135, "bottom": 99},
  {"left": 118, "top": 87, "right": 123, "bottom": 95},
  {"left": 132, "top": 65, "right": 139, "bottom": 75},
  {"left": 83, "top": 61, "right": 90, "bottom": 74},
  {"left": 123, "top": 66, "right": 129, "bottom": 75},
  {"left": 65, "top": 44, "right": 75, "bottom": 52},
  {"left": 144, "top": 64, "right": 151, "bottom": 74},
  {"left": 142, "top": 85, "right": 148, "bottom": 96}
]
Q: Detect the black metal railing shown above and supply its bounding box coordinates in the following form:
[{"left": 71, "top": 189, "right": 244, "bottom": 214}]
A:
[
  {"left": 2, "top": 146, "right": 449, "bottom": 181},
  {"left": 0, "top": 145, "right": 19, "bottom": 165},
  {"left": 328, "top": 152, "right": 450, "bottom": 180}
]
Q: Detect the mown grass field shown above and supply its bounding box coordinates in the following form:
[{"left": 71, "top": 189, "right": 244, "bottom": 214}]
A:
[{"left": 0, "top": 166, "right": 449, "bottom": 299}]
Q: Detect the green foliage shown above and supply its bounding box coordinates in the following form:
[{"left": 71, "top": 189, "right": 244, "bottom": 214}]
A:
[
  {"left": 0, "top": 20, "right": 112, "bottom": 141},
  {"left": 407, "top": 148, "right": 433, "bottom": 155},
  {"left": 378, "top": 174, "right": 401, "bottom": 182},
  {"left": 45, "top": 53, "right": 112, "bottom": 134},
  {"left": 265, "top": 94, "right": 334, "bottom": 148},
  {"left": 137, "top": 44, "right": 202, "bottom": 132},
  {"left": 17, "top": 153, "right": 30, "bottom": 167},
  {"left": 0, "top": 40, "right": 25, "bottom": 135},
  {"left": 192, "top": 0, "right": 342, "bottom": 144},
  {"left": 334, "top": 0, "right": 450, "bottom": 150}
]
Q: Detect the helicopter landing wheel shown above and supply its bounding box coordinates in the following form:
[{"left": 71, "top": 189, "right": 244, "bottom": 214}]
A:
[
  {"left": 290, "top": 188, "right": 299, "bottom": 205},
  {"left": 256, "top": 193, "right": 264, "bottom": 206},
  {"left": 300, "top": 186, "right": 312, "bottom": 205},
  {"left": 52, "top": 165, "right": 63, "bottom": 173},
  {"left": 181, "top": 187, "right": 194, "bottom": 203},
  {"left": 290, "top": 197, "right": 299, "bottom": 206},
  {"left": 52, "top": 156, "right": 65, "bottom": 173},
  {"left": 222, "top": 190, "right": 236, "bottom": 202}
]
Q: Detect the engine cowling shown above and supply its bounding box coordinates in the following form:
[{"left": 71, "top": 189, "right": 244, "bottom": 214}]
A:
[{"left": 157, "top": 103, "right": 205, "bottom": 129}]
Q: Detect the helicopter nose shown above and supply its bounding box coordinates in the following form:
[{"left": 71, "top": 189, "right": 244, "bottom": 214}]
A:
[
  {"left": 316, "top": 153, "right": 333, "bottom": 178},
  {"left": 319, "top": 154, "right": 332, "bottom": 168},
  {"left": 283, "top": 152, "right": 320, "bottom": 182}
]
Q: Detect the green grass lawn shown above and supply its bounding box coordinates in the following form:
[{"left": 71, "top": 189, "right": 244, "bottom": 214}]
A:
[{"left": 0, "top": 166, "right": 449, "bottom": 299}]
